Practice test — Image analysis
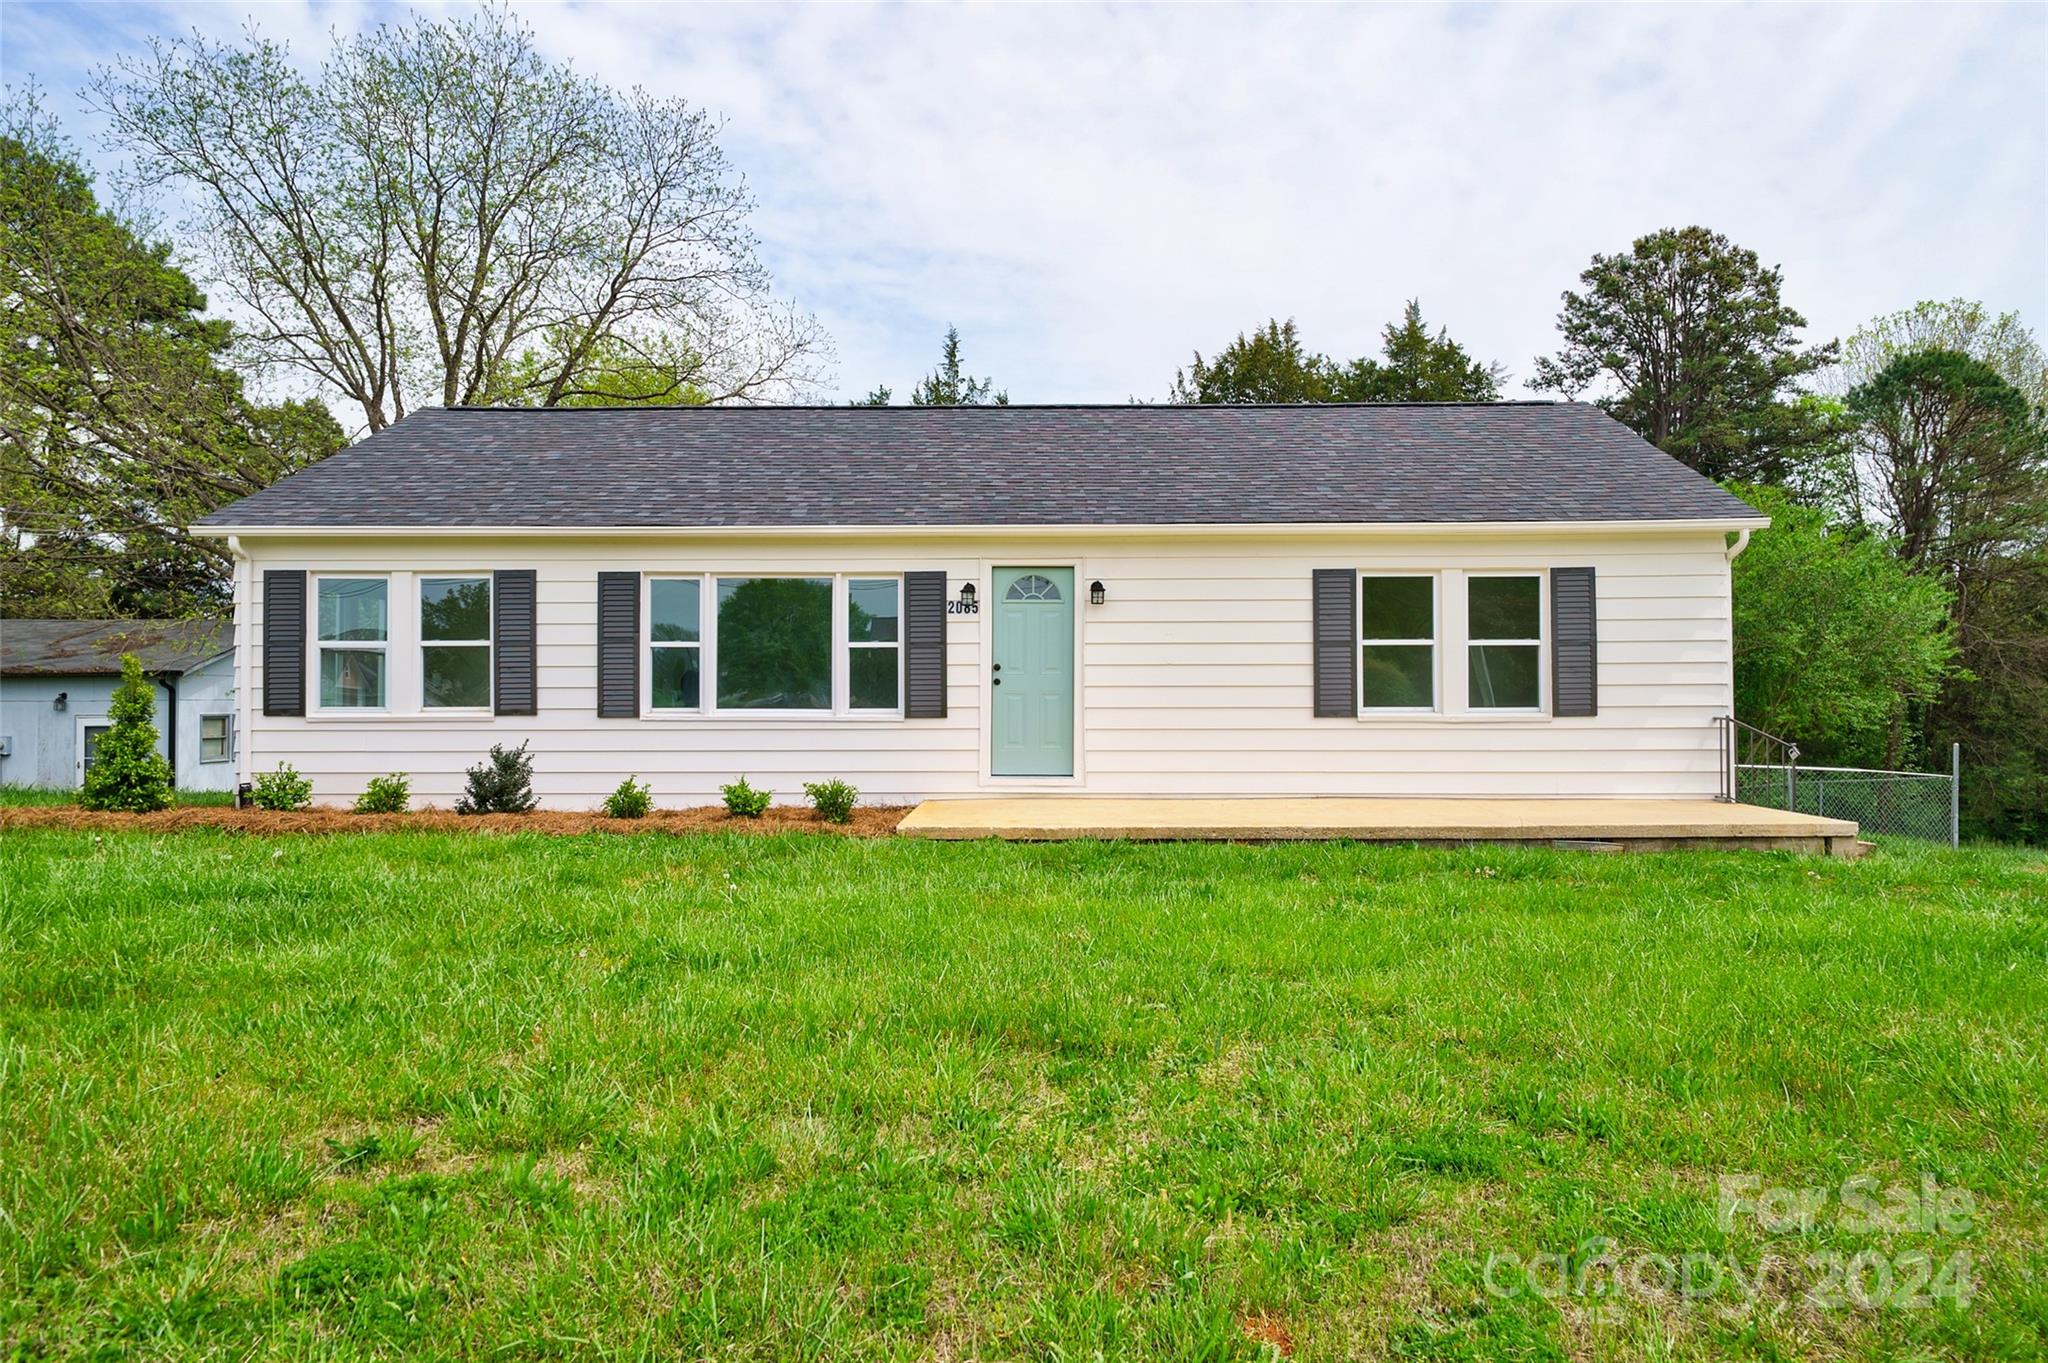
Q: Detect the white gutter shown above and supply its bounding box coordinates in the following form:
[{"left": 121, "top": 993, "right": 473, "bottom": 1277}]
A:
[
  {"left": 196, "top": 516, "right": 1771, "bottom": 542},
  {"left": 1725, "top": 527, "right": 1754, "bottom": 562}
]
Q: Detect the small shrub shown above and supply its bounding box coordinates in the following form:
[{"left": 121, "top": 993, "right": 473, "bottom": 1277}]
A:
[
  {"left": 79, "top": 654, "right": 172, "bottom": 812},
  {"left": 721, "top": 775, "right": 771, "bottom": 818},
  {"left": 603, "top": 775, "right": 652, "bottom": 819},
  {"left": 457, "top": 742, "right": 536, "bottom": 815},
  {"left": 804, "top": 779, "right": 858, "bottom": 824},
  {"left": 250, "top": 762, "right": 313, "bottom": 812},
  {"left": 354, "top": 773, "right": 410, "bottom": 814}
]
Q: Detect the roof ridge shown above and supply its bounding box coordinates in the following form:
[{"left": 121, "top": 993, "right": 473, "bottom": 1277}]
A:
[{"left": 433, "top": 400, "right": 1566, "bottom": 413}]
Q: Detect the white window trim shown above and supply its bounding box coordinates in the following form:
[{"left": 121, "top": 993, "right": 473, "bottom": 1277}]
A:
[
  {"left": 310, "top": 572, "right": 396, "bottom": 714},
  {"left": 1350, "top": 568, "right": 1560, "bottom": 721},
  {"left": 1465, "top": 571, "right": 1547, "bottom": 716},
  {"left": 641, "top": 572, "right": 907, "bottom": 721},
  {"left": 75, "top": 713, "right": 110, "bottom": 785},
  {"left": 644, "top": 574, "right": 705, "bottom": 714},
  {"left": 418, "top": 572, "right": 495, "bottom": 713},
  {"left": 198, "top": 712, "right": 235, "bottom": 763},
  {"left": 1357, "top": 570, "right": 1441, "bottom": 715}
]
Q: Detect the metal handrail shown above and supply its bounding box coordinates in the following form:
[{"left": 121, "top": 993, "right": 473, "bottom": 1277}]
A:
[
  {"left": 1718, "top": 720, "right": 1961, "bottom": 845},
  {"left": 1714, "top": 715, "right": 1799, "bottom": 804}
]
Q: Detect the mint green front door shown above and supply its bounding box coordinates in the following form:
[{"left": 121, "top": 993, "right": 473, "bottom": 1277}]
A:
[{"left": 992, "top": 567, "right": 1075, "bottom": 777}]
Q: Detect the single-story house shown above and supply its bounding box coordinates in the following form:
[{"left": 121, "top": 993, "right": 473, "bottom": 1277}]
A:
[
  {"left": 0, "top": 618, "right": 237, "bottom": 792},
  {"left": 193, "top": 402, "right": 1768, "bottom": 811}
]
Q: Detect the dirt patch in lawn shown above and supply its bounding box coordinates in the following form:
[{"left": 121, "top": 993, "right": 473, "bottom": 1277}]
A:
[{"left": 0, "top": 802, "right": 910, "bottom": 838}]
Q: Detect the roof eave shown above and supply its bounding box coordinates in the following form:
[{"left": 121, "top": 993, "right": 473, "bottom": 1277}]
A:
[{"left": 195, "top": 516, "right": 1770, "bottom": 540}]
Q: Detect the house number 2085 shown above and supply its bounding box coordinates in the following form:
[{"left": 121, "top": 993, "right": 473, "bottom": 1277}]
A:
[{"left": 947, "top": 600, "right": 980, "bottom": 615}]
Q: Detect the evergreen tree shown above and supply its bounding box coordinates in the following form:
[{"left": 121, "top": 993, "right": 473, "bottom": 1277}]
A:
[
  {"left": 1172, "top": 308, "right": 1503, "bottom": 404},
  {"left": 79, "top": 654, "right": 173, "bottom": 812},
  {"left": 1, "top": 99, "right": 344, "bottom": 617},
  {"left": 1531, "top": 226, "right": 1837, "bottom": 482},
  {"left": 1171, "top": 320, "right": 1338, "bottom": 403},
  {"left": 1337, "top": 301, "right": 1504, "bottom": 401},
  {"left": 910, "top": 326, "right": 1007, "bottom": 406}
]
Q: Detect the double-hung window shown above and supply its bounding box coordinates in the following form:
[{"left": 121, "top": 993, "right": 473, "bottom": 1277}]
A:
[
  {"left": 1468, "top": 574, "right": 1543, "bottom": 710},
  {"left": 846, "top": 579, "right": 901, "bottom": 710},
  {"left": 649, "top": 578, "right": 703, "bottom": 709},
  {"left": 199, "top": 714, "right": 233, "bottom": 762},
  {"left": 421, "top": 576, "right": 492, "bottom": 708},
  {"left": 317, "top": 577, "right": 389, "bottom": 708},
  {"left": 1359, "top": 575, "right": 1437, "bottom": 710}
]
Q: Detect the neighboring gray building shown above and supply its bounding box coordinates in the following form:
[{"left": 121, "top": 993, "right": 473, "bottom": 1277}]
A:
[{"left": 0, "top": 619, "right": 236, "bottom": 793}]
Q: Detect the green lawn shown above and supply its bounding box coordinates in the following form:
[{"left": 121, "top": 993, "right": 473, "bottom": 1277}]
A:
[{"left": 2, "top": 830, "right": 2042, "bottom": 1360}]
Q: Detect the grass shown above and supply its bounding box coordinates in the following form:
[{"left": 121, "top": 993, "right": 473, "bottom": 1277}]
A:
[
  {"left": 0, "top": 783, "right": 235, "bottom": 808},
  {"left": 1, "top": 829, "right": 2042, "bottom": 1360}
]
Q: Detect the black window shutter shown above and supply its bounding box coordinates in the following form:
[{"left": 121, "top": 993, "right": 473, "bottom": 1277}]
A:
[
  {"left": 263, "top": 569, "right": 307, "bottom": 717},
  {"left": 903, "top": 570, "right": 947, "bottom": 718},
  {"left": 493, "top": 569, "right": 538, "bottom": 716},
  {"left": 1312, "top": 569, "right": 1357, "bottom": 717},
  {"left": 1551, "top": 566, "right": 1598, "bottom": 717},
  {"left": 596, "top": 571, "right": 640, "bottom": 718}
]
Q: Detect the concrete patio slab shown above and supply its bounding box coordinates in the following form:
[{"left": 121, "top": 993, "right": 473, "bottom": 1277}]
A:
[{"left": 897, "top": 797, "right": 1863, "bottom": 855}]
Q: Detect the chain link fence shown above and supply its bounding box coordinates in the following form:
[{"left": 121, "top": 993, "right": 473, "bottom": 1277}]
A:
[
  {"left": 1718, "top": 719, "right": 1960, "bottom": 846},
  {"left": 1736, "top": 764, "right": 1958, "bottom": 844}
]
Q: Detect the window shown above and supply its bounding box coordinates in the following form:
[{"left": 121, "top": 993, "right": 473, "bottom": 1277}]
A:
[
  {"left": 1359, "top": 575, "right": 1436, "bottom": 710},
  {"left": 1468, "top": 574, "right": 1542, "bottom": 710},
  {"left": 200, "top": 714, "right": 233, "bottom": 762},
  {"left": 1004, "top": 573, "right": 1061, "bottom": 602},
  {"left": 847, "top": 578, "right": 901, "bottom": 710},
  {"left": 317, "top": 577, "right": 388, "bottom": 708},
  {"left": 646, "top": 574, "right": 906, "bottom": 717},
  {"left": 649, "top": 577, "right": 702, "bottom": 709},
  {"left": 716, "top": 576, "right": 832, "bottom": 710},
  {"left": 421, "top": 576, "right": 492, "bottom": 708}
]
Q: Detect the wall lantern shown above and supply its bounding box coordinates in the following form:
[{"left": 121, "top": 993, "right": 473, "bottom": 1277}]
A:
[
  {"left": 957, "top": 581, "right": 977, "bottom": 610},
  {"left": 52, "top": 691, "right": 67, "bottom": 712},
  {"left": 1089, "top": 580, "right": 1107, "bottom": 606}
]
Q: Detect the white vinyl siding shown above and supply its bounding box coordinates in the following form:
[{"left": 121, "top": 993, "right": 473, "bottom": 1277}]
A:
[{"left": 238, "top": 530, "right": 1735, "bottom": 807}]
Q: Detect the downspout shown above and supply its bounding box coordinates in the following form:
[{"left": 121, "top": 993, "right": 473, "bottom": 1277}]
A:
[
  {"left": 229, "top": 535, "right": 252, "bottom": 798},
  {"left": 151, "top": 672, "right": 178, "bottom": 788},
  {"left": 1721, "top": 527, "right": 1755, "bottom": 780}
]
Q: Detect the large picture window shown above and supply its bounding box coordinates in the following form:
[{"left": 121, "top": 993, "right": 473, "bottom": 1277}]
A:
[
  {"left": 1468, "top": 574, "right": 1542, "bottom": 710},
  {"left": 715, "top": 577, "right": 832, "bottom": 711},
  {"left": 1359, "top": 575, "right": 1436, "bottom": 710},
  {"left": 420, "top": 576, "right": 492, "bottom": 708},
  {"left": 847, "top": 578, "right": 901, "bottom": 710},
  {"left": 649, "top": 578, "right": 702, "bottom": 709},
  {"left": 317, "top": 577, "right": 388, "bottom": 708}
]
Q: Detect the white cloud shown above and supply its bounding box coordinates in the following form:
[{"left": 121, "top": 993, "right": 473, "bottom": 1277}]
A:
[{"left": 7, "top": 0, "right": 2044, "bottom": 402}]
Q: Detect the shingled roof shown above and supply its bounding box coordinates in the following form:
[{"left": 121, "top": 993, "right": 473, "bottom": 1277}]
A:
[
  {"left": 1, "top": 619, "right": 230, "bottom": 676},
  {"left": 198, "top": 402, "right": 1761, "bottom": 531}
]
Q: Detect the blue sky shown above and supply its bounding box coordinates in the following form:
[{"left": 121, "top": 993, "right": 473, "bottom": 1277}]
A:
[{"left": 4, "top": 1, "right": 2044, "bottom": 406}]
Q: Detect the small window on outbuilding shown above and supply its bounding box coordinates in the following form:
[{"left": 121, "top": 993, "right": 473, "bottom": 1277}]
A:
[{"left": 200, "top": 714, "right": 233, "bottom": 762}]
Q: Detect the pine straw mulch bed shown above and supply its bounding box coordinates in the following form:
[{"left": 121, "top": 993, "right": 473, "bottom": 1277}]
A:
[{"left": 0, "top": 803, "right": 910, "bottom": 838}]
